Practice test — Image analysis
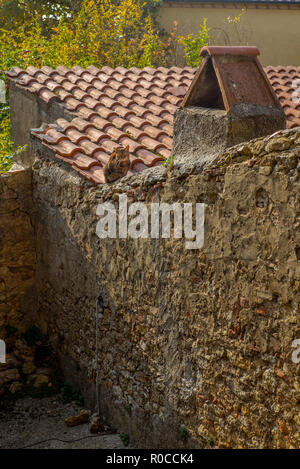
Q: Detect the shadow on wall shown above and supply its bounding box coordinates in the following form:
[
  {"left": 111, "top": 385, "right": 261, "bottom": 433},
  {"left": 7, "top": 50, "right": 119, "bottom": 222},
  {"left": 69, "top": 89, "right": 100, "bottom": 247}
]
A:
[
  {"left": 32, "top": 186, "right": 203, "bottom": 448},
  {"left": 30, "top": 127, "right": 300, "bottom": 448}
]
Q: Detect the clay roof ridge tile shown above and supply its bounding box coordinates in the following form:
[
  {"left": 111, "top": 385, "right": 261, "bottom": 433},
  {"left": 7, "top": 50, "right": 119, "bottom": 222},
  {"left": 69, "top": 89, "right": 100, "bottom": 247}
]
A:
[
  {"left": 64, "top": 97, "right": 86, "bottom": 112},
  {"left": 90, "top": 115, "right": 114, "bottom": 131},
  {"left": 78, "top": 139, "right": 105, "bottom": 157},
  {"left": 51, "top": 139, "right": 82, "bottom": 158},
  {"left": 106, "top": 88, "right": 122, "bottom": 100},
  {"left": 73, "top": 165, "right": 105, "bottom": 185},
  {"left": 73, "top": 88, "right": 90, "bottom": 101},
  {"left": 17, "top": 74, "right": 37, "bottom": 87},
  {"left": 29, "top": 82, "right": 58, "bottom": 103},
  {"left": 142, "top": 67, "right": 156, "bottom": 75},
  {"left": 63, "top": 81, "right": 81, "bottom": 93},
  {"left": 6, "top": 66, "right": 26, "bottom": 79},
  {"left": 109, "top": 105, "right": 135, "bottom": 119},
  {"left": 34, "top": 71, "right": 53, "bottom": 84},
  {"left": 106, "top": 126, "right": 127, "bottom": 142},
  {"left": 78, "top": 107, "right": 99, "bottom": 120},
  {"left": 76, "top": 80, "right": 95, "bottom": 92},
  {"left": 128, "top": 66, "right": 142, "bottom": 75},
  {"left": 71, "top": 154, "right": 103, "bottom": 171},
  {"left": 106, "top": 80, "right": 125, "bottom": 91},
  {"left": 42, "top": 128, "right": 69, "bottom": 145},
  {"left": 135, "top": 148, "right": 163, "bottom": 165},
  {"left": 95, "top": 72, "right": 113, "bottom": 84},
  {"left": 66, "top": 73, "right": 83, "bottom": 85},
  {"left": 114, "top": 66, "right": 129, "bottom": 75},
  {"left": 54, "top": 118, "right": 77, "bottom": 132},
  {"left": 83, "top": 95, "right": 103, "bottom": 109},
  {"left": 81, "top": 72, "right": 99, "bottom": 84},
  {"left": 56, "top": 65, "right": 72, "bottom": 76},
  {"left": 86, "top": 65, "right": 101, "bottom": 76},
  {"left": 72, "top": 117, "right": 95, "bottom": 132},
  {"left": 25, "top": 66, "right": 41, "bottom": 77},
  {"left": 47, "top": 73, "right": 68, "bottom": 86},
  {"left": 71, "top": 65, "right": 86, "bottom": 76},
  {"left": 64, "top": 128, "right": 88, "bottom": 145},
  {"left": 85, "top": 127, "right": 108, "bottom": 144},
  {"left": 96, "top": 107, "right": 118, "bottom": 120},
  {"left": 101, "top": 66, "right": 115, "bottom": 75}
]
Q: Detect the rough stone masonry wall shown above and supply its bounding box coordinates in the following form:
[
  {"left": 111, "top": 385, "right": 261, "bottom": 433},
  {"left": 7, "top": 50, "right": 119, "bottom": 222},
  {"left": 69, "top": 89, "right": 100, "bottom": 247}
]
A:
[
  {"left": 9, "top": 82, "right": 79, "bottom": 167},
  {"left": 31, "top": 128, "right": 300, "bottom": 449},
  {"left": 0, "top": 167, "right": 36, "bottom": 338}
]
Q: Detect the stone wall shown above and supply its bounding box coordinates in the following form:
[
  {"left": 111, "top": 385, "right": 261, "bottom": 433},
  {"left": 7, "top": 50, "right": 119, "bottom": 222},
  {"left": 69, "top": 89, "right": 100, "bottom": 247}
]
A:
[
  {"left": 30, "top": 127, "right": 300, "bottom": 449},
  {"left": 9, "top": 82, "right": 78, "bottom": 167},
  {"left": 0, "top": 166, "right": 36, "bottom": 338}
]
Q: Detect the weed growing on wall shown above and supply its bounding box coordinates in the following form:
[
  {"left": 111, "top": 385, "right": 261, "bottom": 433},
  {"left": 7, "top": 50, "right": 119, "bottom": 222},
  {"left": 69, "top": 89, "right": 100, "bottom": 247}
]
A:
[{"left": 176, "top": 18, "right": 210, "bottom": 68}]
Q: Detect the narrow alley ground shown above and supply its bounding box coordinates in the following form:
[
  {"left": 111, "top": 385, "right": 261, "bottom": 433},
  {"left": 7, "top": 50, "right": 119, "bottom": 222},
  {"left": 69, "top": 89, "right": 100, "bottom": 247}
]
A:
[{"left": 0, "top": 395, "right": 129, "bottom": 449}]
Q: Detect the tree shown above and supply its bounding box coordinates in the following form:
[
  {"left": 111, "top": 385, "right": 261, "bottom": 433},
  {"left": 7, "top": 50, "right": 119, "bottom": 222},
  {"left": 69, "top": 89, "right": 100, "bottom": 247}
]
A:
[
  {"left": 177, "top": 18, "right": 210, "bottom": 68},
  {"left": 0, "top": 0, "right": 170, "bottom": 170},
  {"left": 0, "top": 0, "right": 82, "bottom": 30},
  {"left": 0, "top": 0, "right": 211, "bottom": 171}
]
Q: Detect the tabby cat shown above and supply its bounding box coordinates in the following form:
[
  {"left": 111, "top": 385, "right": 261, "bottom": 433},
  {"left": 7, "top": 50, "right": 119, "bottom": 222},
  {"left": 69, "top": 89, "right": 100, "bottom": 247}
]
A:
[{"left": 104, "top": 145, "right": 131, "bottom": 183}]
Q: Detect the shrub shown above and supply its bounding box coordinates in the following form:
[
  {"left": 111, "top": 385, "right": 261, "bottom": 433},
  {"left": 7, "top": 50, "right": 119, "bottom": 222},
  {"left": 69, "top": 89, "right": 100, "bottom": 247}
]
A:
[{"left": 177, "top": 18, "right": 210, "bottom": 68}]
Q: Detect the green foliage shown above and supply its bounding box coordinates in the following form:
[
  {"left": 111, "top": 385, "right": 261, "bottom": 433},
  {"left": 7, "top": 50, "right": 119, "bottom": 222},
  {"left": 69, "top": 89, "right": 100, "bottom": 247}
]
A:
[
  {"left": 225, "top": 8, "right": 247, "bottom": 45},
  {"left": 0, "top": 88, "right": 27, "bottom": 172},
  {"left": 0, "top": 0, "right": 82, "bottom": 31},
  {"left": 226, "top": 8, "right": 246, "bottom": 25},
  {"left": 141, "top": 0, "right": 162, "bottom": 23},
  {"left": 0, "top": 0, "right": 167, "bottom": 70},
  {"left": 0, "top": 106, "right": 13, "bottom": 172},
  {"left": 60, "top": 382, "right": 84, "bottom": 405},
  {"left": 161, "top": 154, "right": 174, "bottom": 169},
  {"left": 119, "top": 432, "right": 130, "bottom": 446},
  {"left": 177, "top": 18, "right": 210, "bottom": 68}
]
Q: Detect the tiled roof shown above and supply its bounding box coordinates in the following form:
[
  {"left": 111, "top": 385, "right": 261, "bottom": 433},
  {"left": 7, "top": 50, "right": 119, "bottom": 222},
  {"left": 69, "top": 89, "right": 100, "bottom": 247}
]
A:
[
  {"left": 6, "top": 63, "right": 300, "bottom": 185},
  {"left": 266, "top": 66, "right": 300, "bottom": 128}
]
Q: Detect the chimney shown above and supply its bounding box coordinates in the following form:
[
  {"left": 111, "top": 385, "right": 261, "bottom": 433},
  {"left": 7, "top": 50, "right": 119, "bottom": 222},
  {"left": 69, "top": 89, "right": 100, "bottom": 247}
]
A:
[{"left": 173, "top": 46, "right": 286, "bottom": 164}]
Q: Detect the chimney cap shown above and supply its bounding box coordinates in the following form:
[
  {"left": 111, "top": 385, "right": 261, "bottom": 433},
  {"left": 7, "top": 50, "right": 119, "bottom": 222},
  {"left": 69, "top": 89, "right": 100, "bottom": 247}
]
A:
[
  {"left": 200, "top": 46, "right": 260, "bottom": 57},
  {"left": 182, "top": 45, "right": 282, "bottom": 111}
]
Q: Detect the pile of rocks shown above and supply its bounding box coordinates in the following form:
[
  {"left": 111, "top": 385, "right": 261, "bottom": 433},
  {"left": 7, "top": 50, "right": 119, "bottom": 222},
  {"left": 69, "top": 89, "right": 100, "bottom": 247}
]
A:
[{"left": 0, "top": 338, "right": 54, "bottom": 397}]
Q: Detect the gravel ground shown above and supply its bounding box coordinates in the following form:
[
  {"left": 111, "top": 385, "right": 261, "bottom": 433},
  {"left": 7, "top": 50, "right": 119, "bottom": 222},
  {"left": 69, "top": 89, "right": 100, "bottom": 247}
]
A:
[{"left": 0, "top": 395, "right": 128, "bottom": 449}]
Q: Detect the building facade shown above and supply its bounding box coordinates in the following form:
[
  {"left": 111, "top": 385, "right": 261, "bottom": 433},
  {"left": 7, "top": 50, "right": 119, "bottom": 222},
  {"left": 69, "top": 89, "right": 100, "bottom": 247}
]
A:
[{"left": 159, "top": 1, "right": 300, "bottom": 66}]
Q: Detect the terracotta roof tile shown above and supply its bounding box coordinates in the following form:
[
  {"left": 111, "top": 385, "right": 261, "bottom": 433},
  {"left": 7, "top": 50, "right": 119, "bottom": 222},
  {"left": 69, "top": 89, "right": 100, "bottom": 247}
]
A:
[
  {"left": 7, "top": 63, "right": 300, "bottom": 184},
  {"left": 72, "top": 153, "right": 100, "bottom": 170},
  {"left": 266, "top": 65, "right": 300, "bottom": 129},
  {"left": 76, "top": 165, "right": 106, "bottom": 185}
]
